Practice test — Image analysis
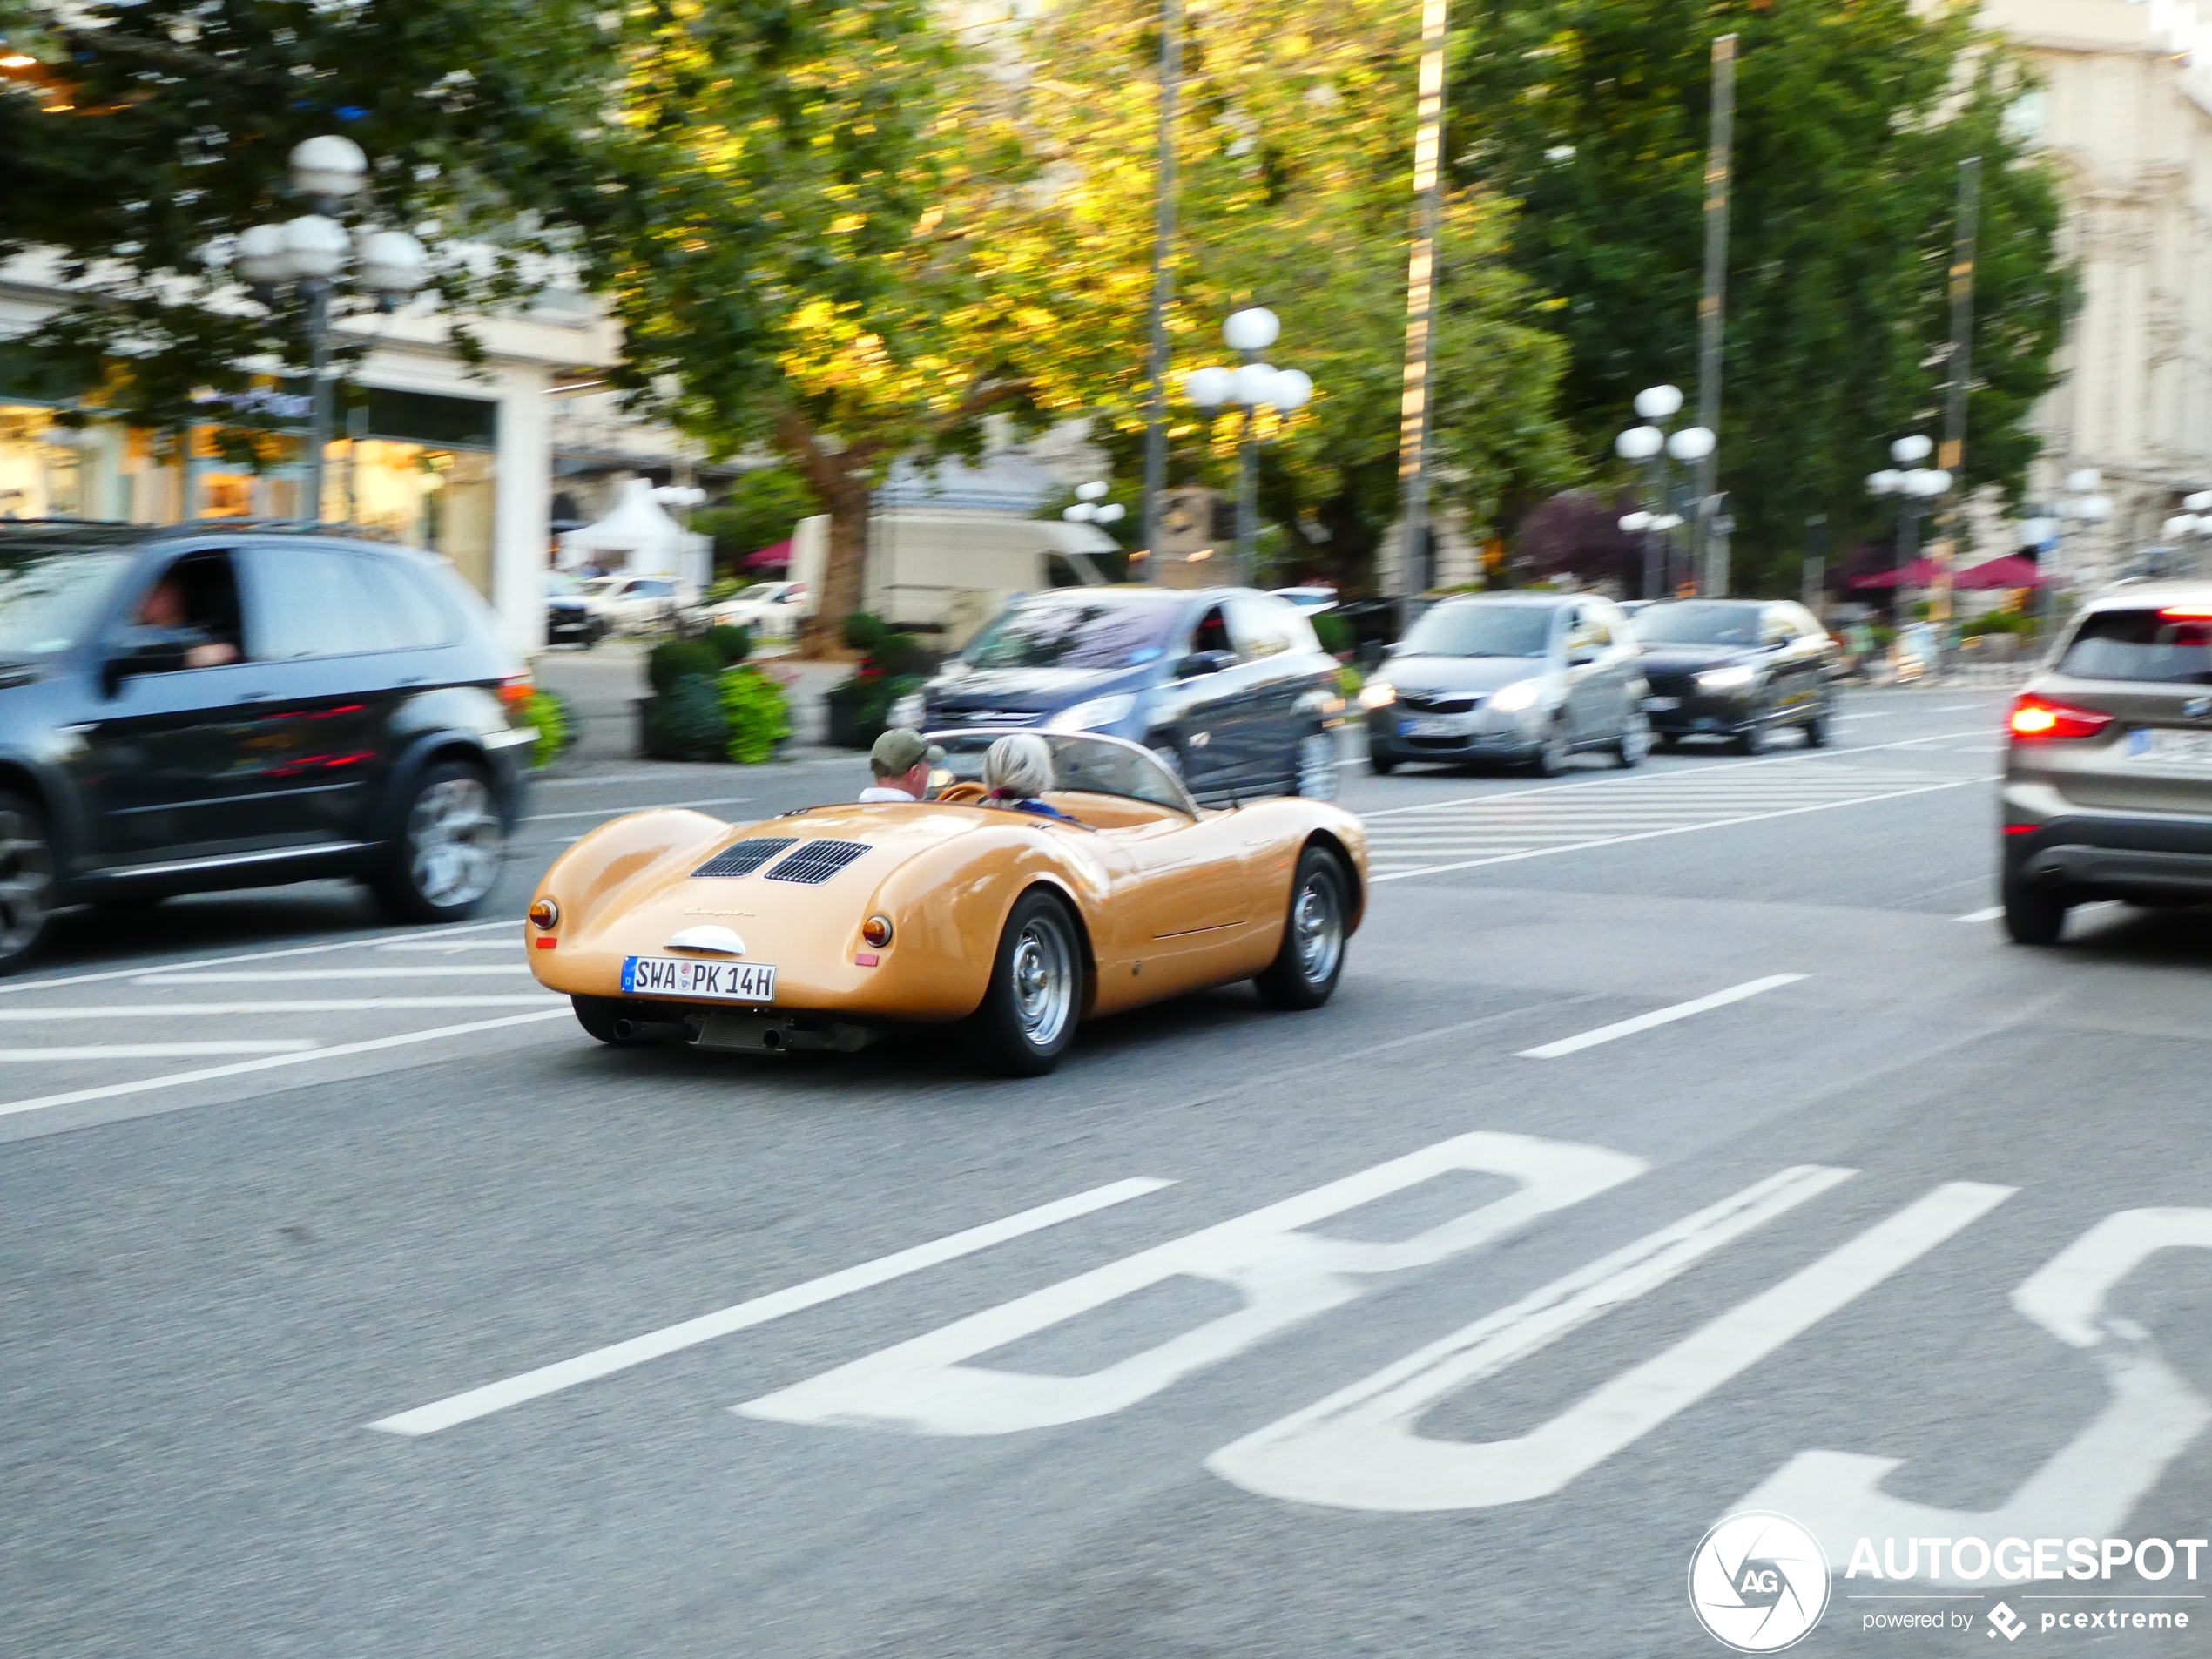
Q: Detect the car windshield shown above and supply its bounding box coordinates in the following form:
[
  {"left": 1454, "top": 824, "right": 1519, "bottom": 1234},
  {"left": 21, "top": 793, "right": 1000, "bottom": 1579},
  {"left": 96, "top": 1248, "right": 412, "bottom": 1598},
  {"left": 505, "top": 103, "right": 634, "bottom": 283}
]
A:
[
  {"left": 1399, "top": 604, "right": 1554, "bottom": 658},
  {"left": 0, "top": 547, "right": 132, "bottom": 658},
  {"left": 928, "top": 732, "right": 1194, "bottom": 813},
  {"left": 961, "top": 596, "right": 1182, "bottom": 671},
  {"left": 735, "top": 583, "right": 781, "bottom": 602},
  {"left": 2061, "top": 608, "right": 2212, "bottom": 685},
  {"left": 1633, "top": 603, "right": 1763, "bottom": 646}
]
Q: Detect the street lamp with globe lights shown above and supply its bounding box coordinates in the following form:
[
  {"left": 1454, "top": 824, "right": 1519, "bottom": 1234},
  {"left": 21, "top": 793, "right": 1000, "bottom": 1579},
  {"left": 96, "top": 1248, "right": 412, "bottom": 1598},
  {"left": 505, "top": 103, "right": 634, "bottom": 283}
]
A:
[
  {"left": 1181, "top": 308, "right": 1315, "bottom": 584},
  {"left": 235, "top": 137, "right": 431, "bottom": 523},
  {"left": 1865, "top": 435, "right": 1952, "bottom": 610},
  {"left": 1613, "top": 384, "right": 1713, "bottom": 597},
  {"left": 1062, "top": 478, "right": 1128, "bottom": 539}
]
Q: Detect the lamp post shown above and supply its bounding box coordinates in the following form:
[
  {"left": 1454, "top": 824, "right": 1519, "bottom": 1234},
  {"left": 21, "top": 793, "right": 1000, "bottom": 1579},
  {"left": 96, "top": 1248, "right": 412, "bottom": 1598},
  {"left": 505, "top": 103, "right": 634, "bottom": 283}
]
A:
[
  {"left": 235, "top": 137, "right": 430, "bottom": 523},
  {"left": 1614, "top": 384, "right": 1713, "bottom": 598},
  {"left": 2027, "top": 469, "right": 2113, "bottom": 641},
  {"left": 1182, "top": 308, "right": 1314, "bottom": 584},
  {"left": 1062, "top": 478, "right": 1128, "bottom": 544},
  {"left": 1865, "top": 434, "right": 1953, "bottom": 617},
  {"left": 2163, "top": 490, "right": 2212, "bottom": 578}
]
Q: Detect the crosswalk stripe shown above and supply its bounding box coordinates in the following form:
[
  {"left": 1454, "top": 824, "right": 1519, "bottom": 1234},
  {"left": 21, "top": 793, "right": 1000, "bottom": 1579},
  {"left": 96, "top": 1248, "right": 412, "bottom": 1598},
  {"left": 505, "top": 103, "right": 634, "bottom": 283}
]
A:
[
  {"left": 135, "top": 966, "right": 536, "bottom": 983},
  {"left": 0, "top": 998, "right": 563, "bottom": 1019},
  {"left": 0, "top": 1041, "right": 320, "bottom": 1059}
]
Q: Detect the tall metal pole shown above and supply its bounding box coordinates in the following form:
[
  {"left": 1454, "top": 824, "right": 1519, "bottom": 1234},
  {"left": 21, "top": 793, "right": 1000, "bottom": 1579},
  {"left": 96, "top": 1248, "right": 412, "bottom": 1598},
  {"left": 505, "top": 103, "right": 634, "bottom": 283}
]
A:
[
  {"left": 1693, "top": 34, "right": 1736, "bottom": 595},
  {"left": 1394, "top": 0, "right": 1450, "bottom": 635},
  {"left": 1803, "top": 512, "right": 1827, "bottom": 611},
  {"left": 1137, "top": 0, "right": 1184, "bottom": 584},
  {"left": 1932, "top": 154, "right": 1980, "bottom": 634},
  {"left": 1236, "top": 404, "right": 1258, "bottom": 583},
  {"left": 305, "top": 279, "right": 332, "bottom": 523}
]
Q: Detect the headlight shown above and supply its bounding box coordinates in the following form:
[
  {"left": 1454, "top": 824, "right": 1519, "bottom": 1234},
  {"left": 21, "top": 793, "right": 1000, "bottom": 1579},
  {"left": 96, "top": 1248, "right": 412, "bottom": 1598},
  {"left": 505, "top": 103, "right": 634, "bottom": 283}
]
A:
[
  {"left": 1696, "top": 664, "right": 1759, "bottom": 691},
  {"left": 1045, "top": 691, "right": 1137, "bottom": 732},
  {"left": 887, "top": 691, "right": 927, "bottom": 729},
  {"left": 1358, "top": 678, "right": 1397, "bottom": 710},
  {"left": 1489, "top": 678, "right": 1543, "bottom": 713}
]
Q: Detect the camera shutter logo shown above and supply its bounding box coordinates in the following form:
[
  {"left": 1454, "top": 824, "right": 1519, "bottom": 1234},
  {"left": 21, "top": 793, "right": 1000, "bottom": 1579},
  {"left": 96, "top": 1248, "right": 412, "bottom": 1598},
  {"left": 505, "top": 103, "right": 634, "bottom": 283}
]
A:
[{"left": 1688, "top": 1511, "right": 1831, "bottom": 1652}]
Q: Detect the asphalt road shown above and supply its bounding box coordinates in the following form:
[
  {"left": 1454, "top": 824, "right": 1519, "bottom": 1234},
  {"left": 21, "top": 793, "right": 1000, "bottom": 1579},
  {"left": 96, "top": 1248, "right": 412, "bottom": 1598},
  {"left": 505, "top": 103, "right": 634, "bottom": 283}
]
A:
[{"left": 8, "top": 686, "right": 2211, "bottom": 1657}]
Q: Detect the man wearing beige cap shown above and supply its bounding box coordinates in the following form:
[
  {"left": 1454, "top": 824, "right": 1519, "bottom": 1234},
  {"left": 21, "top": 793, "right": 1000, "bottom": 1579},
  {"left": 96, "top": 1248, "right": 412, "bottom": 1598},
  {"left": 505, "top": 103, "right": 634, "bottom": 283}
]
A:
[{"left": 859, "top": 728, "right": 944, "bottom": 803}]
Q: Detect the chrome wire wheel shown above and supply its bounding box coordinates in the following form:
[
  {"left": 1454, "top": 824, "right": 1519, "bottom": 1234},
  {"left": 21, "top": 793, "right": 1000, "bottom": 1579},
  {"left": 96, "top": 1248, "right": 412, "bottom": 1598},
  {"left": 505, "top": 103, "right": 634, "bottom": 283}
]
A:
[
  {"left": 1295, "top": 731, "right": 1340, "bottom": 799},
  {"left": 1290, "top": 861, "right": 1345, "bottom": 986},
  {"left": 1010, "top": 911, "right": 1076, "bottom": 1049},
  {"left": 0, "top": 802, "right": 55, "bottom": 966},
  {"left": 408, "top": 773, "right": 502, "bottom": 909}
]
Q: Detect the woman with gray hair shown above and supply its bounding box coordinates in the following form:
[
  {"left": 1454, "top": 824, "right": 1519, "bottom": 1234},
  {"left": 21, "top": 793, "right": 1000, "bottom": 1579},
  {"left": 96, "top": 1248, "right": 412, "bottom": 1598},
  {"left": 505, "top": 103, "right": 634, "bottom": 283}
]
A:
[{"left": 982, "top": 733, "right": 1079, "bottom": 822}]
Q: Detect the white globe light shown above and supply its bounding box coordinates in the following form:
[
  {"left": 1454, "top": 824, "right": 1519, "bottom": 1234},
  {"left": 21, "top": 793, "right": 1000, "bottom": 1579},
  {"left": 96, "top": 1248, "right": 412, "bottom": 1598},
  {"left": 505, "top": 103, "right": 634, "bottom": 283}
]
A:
[
  {"left": 1914, "top": 468, "right": 1953, "bottom": 496},
  {"left": 1891, "top": 434, "right": 1933, "bottom": 465},
  {"left": 1615, "top": 425, "right": 1664, "bottom": 462},
  {"left": 1867, "top": 469, "right": 1902, "bottom": 495},
  {"left": 1223, "top": 307, "right": 1280, "bottom": 353},
  {"left": 2020, "top": 516, "right": 2058, "bottom": 544},
  {"left": 1076, "top": 480, "right": 1109, "bottom": 501},
  {"left": 1618, "top": 510, "right": 1652, "bottom": 532},
  {"left": 280, "top": 214, "right": 351, "bottom": 281},
  {"left": 289, "top": 134, "right": 368, "bottom": 199},
  {"left": 355, "top": 228, "right": 429, "bottom": 295},
  {"left": 1062, "top": 502, "right": 1096, "bottom": 522},
  {"left": 1232, "top": 361, "right": 1280, "bottom": 407},
  {"left": 1271, "top": 368, "right": 1313, "bottom": 411},
  {"left": 1633, "top": 384, "right": 1683, "bottom": 421},
  {"left": 234, "top": 222, "right": 293, "bottom": 286},
  {"left": 2066, "top": 468, "right": 2101, "bottom": 495},
  {"left": 2078, "top": 494, "right": 2113, "bottom": 522},
  {"left": 1182, "top": 366, "right": 1233, "bottom": 408},
  {"left": 1666, "top": 425, "right": 1716, "bottom": 462},
  {"left": 2164, "top": 516, "right": 2196, "bottom": 539},
  {"left": 1094, "top": 502, "right": 1125, "bottom": 523},
  {"left": 2186, "top": 491, "right": 2212, "bottom": 513},
  {"left": 1651, "top": 513, "right": 1684, "bottom": 531}
]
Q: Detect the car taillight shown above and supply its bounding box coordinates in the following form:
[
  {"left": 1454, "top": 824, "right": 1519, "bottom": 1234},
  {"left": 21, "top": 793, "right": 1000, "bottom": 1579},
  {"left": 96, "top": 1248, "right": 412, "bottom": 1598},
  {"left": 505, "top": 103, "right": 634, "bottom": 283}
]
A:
[
  {"left": 2009, "top": 694, "right": 2112, "bottom": 739},
  {"left": 498, "top": 674, "right": 536, "bottom": 718},
  {"left": 2160, "top": 606, "right": 2212, "bottom": 621}
]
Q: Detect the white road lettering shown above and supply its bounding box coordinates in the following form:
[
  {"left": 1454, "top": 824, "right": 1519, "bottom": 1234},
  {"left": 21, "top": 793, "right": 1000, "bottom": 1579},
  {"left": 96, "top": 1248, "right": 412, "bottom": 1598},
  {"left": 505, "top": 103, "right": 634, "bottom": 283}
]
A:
[
  {"left": 737, "top": 1132, "right": 1645, "bottom": 1437},
  {"left": 1518, "top": 975, "right": 1806, "bottom": 1059},
  {"left": 1737, "top": 1208, "right": 2212, "bottom": 1576},
  {"left": 371, "top": 1178, "right": 1174, "bottom": 1436},
  {"left": 1209, "top": 1180, "right": 2011, "bottom": 1511}
]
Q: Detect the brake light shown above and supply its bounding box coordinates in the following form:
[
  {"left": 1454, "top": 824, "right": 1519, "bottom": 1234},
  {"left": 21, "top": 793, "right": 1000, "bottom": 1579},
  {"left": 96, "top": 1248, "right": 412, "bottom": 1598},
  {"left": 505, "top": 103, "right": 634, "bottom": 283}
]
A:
[
  {"left": 498, "top": 674, "right": 536, "bottom": 718},
  {"left": 2009, "top": 694, "right": 2112, "bottom": 739},
  {"left": 2160, "top": 606, "right": 2212, "bottom": 620}
]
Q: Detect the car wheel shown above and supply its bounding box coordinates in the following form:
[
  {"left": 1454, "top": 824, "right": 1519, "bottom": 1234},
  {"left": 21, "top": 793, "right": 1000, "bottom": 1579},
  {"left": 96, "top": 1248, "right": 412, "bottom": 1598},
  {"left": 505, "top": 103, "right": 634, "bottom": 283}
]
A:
[
  {"left": 372, "top": 759, "right": 506, "bottom": 923},
  {"left": 1655, "top": 732, "right": 1681, "bottom": 752},
  {"left": 969, "top": 888, "right": 1085, "bottom": 1076},
  {"left": 571, "top": 995, "right": 660, "bottom": 1045},
  {"left": 1615, "top": 708, "right": 1652, "bottom": 768},
  {"left": 1803, "top": 706, "right": 1831, "bottom": 748},
  {"left": 0, "top": 792, "right": 57, "bottom": 976},
  {"left": 1732, "top": 715, "right": 1769, "bottom": 757},
  {"left": 1530, "top": 718, "right": 1572, "bottom": 777},
  {"left": 1256, "top": 845, "right": 1350, "bottom": 1010},
  {"left": 1294, "top": 731, "right": 1339, "bottom": 799},
  {"left": 1368, "top": 748, "right": 1398, "bottom": 777},
  {"left": 2002, "top": 874, "right": 2070, "bottom": 946}
]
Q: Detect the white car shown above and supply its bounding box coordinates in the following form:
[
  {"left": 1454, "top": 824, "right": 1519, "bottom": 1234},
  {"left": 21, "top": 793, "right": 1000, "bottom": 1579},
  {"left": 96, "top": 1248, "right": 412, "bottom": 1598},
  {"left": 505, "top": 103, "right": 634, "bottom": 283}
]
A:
[
  {"left": 581, "top": 574, "right": 693, "bottom": 634},
  {"left": 1273, "top": 584, "right": 1339, "bottom": 615},
  {"left": 705, "top": 579, "right": 808, "bottom": 641}
]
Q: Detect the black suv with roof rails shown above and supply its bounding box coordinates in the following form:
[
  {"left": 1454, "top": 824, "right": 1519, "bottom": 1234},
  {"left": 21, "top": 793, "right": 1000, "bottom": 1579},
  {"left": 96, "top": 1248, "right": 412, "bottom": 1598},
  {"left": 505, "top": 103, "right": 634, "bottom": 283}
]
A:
[{"left": 0, "top": 521, "right": 535, "bottom": 971}]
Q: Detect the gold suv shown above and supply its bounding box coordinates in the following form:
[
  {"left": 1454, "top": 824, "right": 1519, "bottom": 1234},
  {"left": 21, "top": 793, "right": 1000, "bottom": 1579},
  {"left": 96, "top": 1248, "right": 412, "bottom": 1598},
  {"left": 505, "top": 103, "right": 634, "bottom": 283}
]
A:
[{"left": 2002, "top": 582, "right": 2212, "bottom": 942}]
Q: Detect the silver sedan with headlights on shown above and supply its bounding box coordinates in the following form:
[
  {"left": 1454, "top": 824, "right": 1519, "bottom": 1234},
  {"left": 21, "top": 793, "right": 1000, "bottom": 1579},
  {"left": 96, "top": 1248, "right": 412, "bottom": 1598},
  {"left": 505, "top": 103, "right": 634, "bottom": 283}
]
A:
[{"left": 1361, "top": 594, "right": 1649, "bottom": 777}]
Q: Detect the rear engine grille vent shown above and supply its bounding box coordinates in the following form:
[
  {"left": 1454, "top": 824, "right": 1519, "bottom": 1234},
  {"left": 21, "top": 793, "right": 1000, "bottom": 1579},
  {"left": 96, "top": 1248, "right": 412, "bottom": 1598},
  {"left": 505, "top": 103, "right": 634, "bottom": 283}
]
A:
[
  {"left": 692, "top": 838, "right": 799, "bottom": 879},
  {"left": 765, "top": 840, "right": 873, "bottom": 885}
]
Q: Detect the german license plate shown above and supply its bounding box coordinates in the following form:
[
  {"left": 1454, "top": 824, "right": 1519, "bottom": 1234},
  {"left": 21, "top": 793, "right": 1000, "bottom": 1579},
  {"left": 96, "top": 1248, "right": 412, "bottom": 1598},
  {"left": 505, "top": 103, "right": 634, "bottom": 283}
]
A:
[
  {"left": 1400, "top": 716, "right": 1465, "bottom": 738},
  {"left": 622, "top": 955, "right": 778, "bottom": 1001},
  {"left": 2129, "top": 727, "right": 2212, "bottom": 766},
  {"left": 1643, "top": 695, "right": 1682, "bottom": 711}
]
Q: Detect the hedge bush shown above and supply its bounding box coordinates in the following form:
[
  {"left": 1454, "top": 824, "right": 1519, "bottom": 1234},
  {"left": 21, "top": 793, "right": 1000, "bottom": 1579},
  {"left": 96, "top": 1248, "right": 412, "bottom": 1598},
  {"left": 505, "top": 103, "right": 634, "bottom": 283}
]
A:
[
  {"left": 648, "top": 636, "right": 723, "bottom": 696},
  {"left": 523, "top": 689, "right": 573, "bottom": 769},
  {"left": 718, "top": 665, "right": 791, "bottom": 764},
  {"left": 1312, "top": 611, "right": 1352, "bottom": 656},
  {"left": 702, "top": 622, "right": 752, "bottom": 664},
  {"left": 642, "top": 673, "right": 728, "bottom": 761}
]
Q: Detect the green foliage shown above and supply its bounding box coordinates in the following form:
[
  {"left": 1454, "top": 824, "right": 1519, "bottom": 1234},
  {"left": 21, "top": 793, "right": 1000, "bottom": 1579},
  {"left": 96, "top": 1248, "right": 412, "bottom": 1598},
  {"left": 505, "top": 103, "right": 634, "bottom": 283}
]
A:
[
  {"left": 1960, "top": 609, "right": 2035, "bottom": 637},
  {"left": 1450, "top": 0, "right": 2070, "bottom": 591},
  {"left": 647, "top": 637, "right": 723, "bottom": 696},
  {"left": 702, "top": 624, "right": 752, "bottom": 666},
  {"left": 717, "top": 665, "right": 792, "bottom": 764},
  {"left": 691, "top": 469, "right": 821, "bottom": 570},
  {"left": 826, "top": 673, "right": 923, "bottom": 752},
  {"left": 523, "top": 690, "right": 573, "bottom": 769},
  {"left": 640, "top": 675, "right": 728, "bottom": 762},
  {"left": 1311, "top": 611, "right": 1353, "bottom": 657},
  {"left": 841, "top": 612, "right": 892, "bottom": 654},
  {"left": 0, "top": 0, "right": 618, "bottom": 442}
]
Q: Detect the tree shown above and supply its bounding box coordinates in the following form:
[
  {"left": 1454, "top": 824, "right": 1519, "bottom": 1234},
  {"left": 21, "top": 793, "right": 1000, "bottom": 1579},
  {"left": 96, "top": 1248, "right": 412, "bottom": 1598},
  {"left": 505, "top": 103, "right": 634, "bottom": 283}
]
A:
[
  {"left": 1450, "top": 0, "right": 2069, "bottom": 591},
  {"left": 1516, "top": 489, "right": 1642, "bottom": 589},
  {"left": 693, "top": 468, "right": 822, "bottom": 575},
  {"left": 0, "top": 0, "right": 617, "bottom": 456}
]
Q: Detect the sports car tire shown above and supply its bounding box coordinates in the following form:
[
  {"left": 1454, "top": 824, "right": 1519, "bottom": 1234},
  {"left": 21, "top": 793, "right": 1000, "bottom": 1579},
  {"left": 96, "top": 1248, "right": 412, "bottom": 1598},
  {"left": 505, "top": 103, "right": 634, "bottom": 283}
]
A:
[
  {"left": 0, "top": 791, "right": 57, "bottom": 976},
  {"left": 970, "top": 888, "right": 1086, "bottom": 1076},
  {"left": 370, "top": 760, "right": 506, "bottom": 923},
  {"left": 1255, "top": 845, "right": 1350, "bottom": 1011}
]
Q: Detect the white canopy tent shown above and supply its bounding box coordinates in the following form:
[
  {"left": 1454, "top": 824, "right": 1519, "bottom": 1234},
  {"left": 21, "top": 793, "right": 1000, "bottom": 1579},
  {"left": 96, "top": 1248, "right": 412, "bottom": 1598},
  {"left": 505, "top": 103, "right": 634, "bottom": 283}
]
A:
[{"left": 556, "top": 477, "right": 711, "bottom": 587}]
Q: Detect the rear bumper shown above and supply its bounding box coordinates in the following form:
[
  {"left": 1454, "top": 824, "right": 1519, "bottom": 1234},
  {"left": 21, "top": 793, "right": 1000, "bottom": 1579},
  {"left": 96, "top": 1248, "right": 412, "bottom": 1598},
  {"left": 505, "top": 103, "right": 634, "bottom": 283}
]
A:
[{"left": 2004, "top": 811, "right": 2212, "bottom": 897}]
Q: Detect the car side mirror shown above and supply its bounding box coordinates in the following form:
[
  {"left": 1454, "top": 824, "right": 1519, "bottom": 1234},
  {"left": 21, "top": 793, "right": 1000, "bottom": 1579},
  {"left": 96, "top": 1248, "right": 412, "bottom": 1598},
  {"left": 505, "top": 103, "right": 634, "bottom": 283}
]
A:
[
  {"left": 103, "top": 626, "right": 206, "bottom": 691},
  {"left": 1177, "top": 649, "right": 1236, "bottom": 678}
]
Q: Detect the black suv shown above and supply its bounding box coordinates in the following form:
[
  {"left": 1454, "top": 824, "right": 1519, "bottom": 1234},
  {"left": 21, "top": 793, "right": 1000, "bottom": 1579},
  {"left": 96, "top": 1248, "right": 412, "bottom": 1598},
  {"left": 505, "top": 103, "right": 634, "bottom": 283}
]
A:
[{"left": 0, "top": 522, "right": 535, "bottom": 971}]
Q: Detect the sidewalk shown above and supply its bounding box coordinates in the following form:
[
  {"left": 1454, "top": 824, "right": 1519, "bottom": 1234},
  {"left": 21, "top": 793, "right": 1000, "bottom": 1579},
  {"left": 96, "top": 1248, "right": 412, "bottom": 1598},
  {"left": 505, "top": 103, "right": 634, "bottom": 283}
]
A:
[{"left": 531, "top": 641, "right": 853, "bottom": 767}]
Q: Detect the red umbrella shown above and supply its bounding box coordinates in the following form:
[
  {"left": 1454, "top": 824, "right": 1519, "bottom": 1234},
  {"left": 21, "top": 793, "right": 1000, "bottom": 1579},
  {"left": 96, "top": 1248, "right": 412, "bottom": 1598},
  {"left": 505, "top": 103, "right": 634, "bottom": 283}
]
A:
[
  {"left": 1848, "top": 556, "right": 1945, "bottom": 590},
  {"left": 1953, "top": 553, "right": 2043, "bottom": 590},
  {"left": 743, "top": 538, "right": 792, "bottom": 571}
]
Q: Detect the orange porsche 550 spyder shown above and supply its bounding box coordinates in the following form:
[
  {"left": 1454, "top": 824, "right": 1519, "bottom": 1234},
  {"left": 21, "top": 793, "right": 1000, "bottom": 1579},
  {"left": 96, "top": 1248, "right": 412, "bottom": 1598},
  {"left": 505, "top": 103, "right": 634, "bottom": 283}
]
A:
[{"left": 524, "top": 730, "right": 1367, "bottom": 1074}]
